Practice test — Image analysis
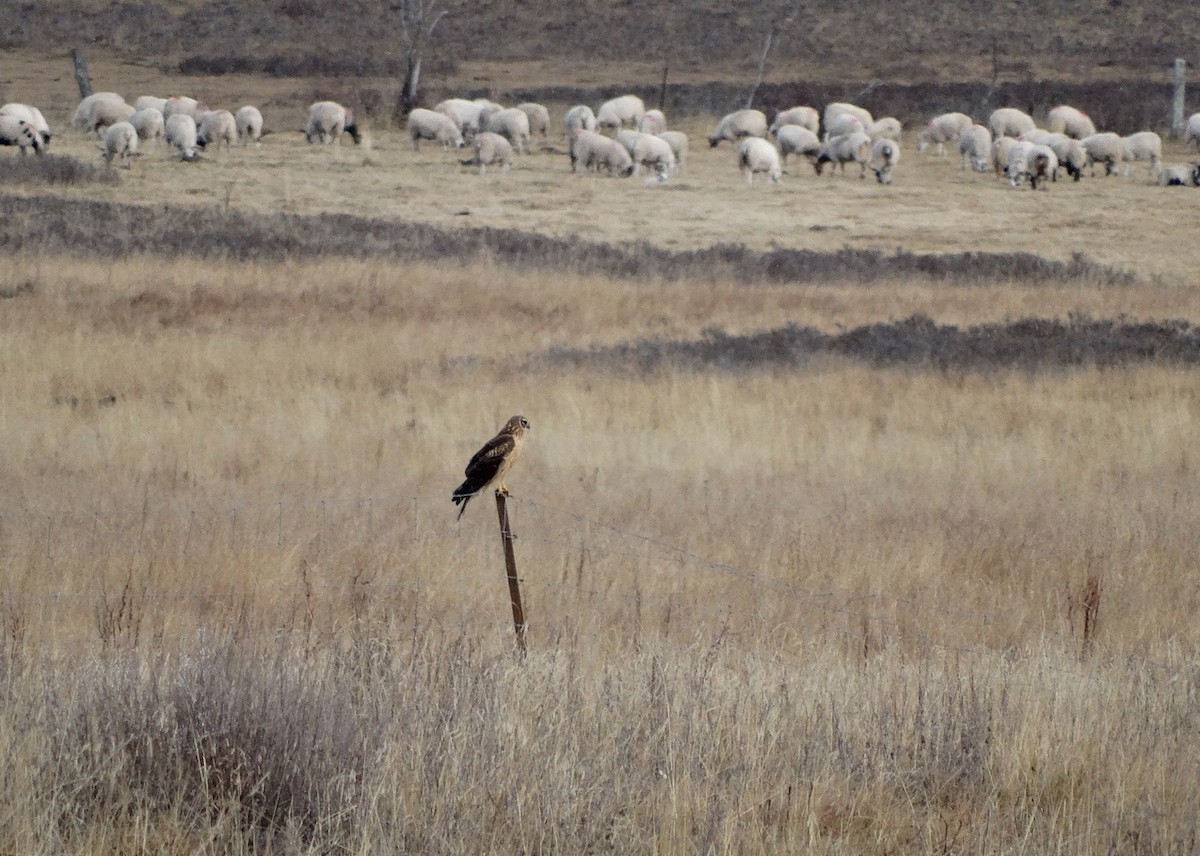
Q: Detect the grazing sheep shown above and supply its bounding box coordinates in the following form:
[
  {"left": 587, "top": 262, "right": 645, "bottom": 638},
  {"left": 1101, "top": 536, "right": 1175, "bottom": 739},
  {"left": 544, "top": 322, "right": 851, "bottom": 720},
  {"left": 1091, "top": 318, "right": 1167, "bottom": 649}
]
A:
[
  {"left": 484, "top": 107, "right": 532, "bottom": 154},
  {"left": 71, "top": 92, "right": 135, "bottom": 136},
  {"left": 815, "top": 131, "right": 871, "bottom": 177},
  {"left": 596, "top": 94, "right": 646, "bottom": 131},
  {"left": 164, "top": 113, "right": 199, "bottom": 160},
  {"left": 1155, "top": 165, "right": 1199, "bottom": 187},
  {"left": 1008, "top": 142, "right": 1057, "bottom": 190},
  {"left": 775, "top": 125, "right": 821, "bottom": 166},
  {"left": 869, "top": 137, "right": 901, "bottom": 183},
  {"left": 473, "top": 98, "right": 505, "bottom": 128},
  {"left": 1044, "top": 105, "right": 1096, "bottom": 139},
  {"left": 1121, "top": 131, "right": 1162, "bottom": 176},
  {"left": 1034, "top": 132, "right": 1086, "bottom": 180},
  {"left": 1186, "top": 114, "right": 1200, "bottom": 151},
  {"left": 869, "top": 116, "right": 902, "bottom": 142},
  {"left": 234, "top": 106, "right": 263, "bottom": 146},
  {"left": 631, "top": 132, "right": 675, "bottom": 179},
  {"left": 406, "top": 107, "right": 465, "bottom": 151},
  {"left": 823, "top": 102, "right": 873, "bottom": 136},
  {"left": 462, "top": 131, "right": 513, "bottom": 174},
  {"left": 1079, "top": 132, "right": 1125, "bottom": 176},
  {"left": 0, "top": 115, "right": 42, "bottom": 153},
  {"left": 738, "top": 136, "right": 782, "bottom": 185},
  {"left": 823, "top": 113, "right": 866, "bottom": 141},
  {"left": 917, "top": 112, "right": 973, "bottom": 155},
  {"left": 638, "top": 109, "right": 667, "bottom": 135},
  {"left": 100, "top": 121, "right": 138, "bottom": 167},
  {"left": 989, "top": 107, "right": 1037, "bottom": 139},
  {"left": 708, "top": 109, "right": 768, "bottom": 148},
  {"left": 196, "top": 109, "right": 237, "bottom": 150},
  {"left": 563, "top": 104, "right": 597, "bottom": 137},
  {"left": 517, "top": 102, "right": 550, "bottom": 138},
  {"left": 129, "top": 107, "right": 165, "bottom": 144},
  {"left": 133, "top": 95, "right": 168, "bottom": 114},
  {"left": 162, "top": 96, "right": 208, "bottom": 123},
  {"left": 614, "top": 129, "right": 641, "bottom": 158},
  {"left": 958, "top": 123, "right": 992, "bottom": 172},
  {"left": 435, "top": 98, "right": 485, "bottom": 136},
  {"left": 569, "top": 129, "right": 634, "bottom": 176},
  {"left": 306, "top": 101, "right": 360, "bottom": 145},
  {"left": 656, "top": 130, "right": 688, "bottom": 173},
  {"left": 0, "top": 103, "right": 51, "bottom": 149},
  {"left": 991, "top": 136, "right": 1018, "bottom": 178},
  {"left": 769, "top": 106, "right": 820, "bottom": 136}
]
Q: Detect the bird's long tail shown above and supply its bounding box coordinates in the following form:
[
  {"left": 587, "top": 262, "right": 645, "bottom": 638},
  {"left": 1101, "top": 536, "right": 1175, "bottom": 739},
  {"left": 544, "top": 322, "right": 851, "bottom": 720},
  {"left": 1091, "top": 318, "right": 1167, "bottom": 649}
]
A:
[{"left": 452, "top": 482, "right": 474, "bottom": 520}]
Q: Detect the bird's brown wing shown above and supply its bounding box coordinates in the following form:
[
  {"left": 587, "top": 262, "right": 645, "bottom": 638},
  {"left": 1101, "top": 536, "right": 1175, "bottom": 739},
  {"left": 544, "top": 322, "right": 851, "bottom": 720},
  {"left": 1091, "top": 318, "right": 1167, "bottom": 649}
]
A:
[{"left": 452, "top": 432, "right": 516, "bottom": 504}]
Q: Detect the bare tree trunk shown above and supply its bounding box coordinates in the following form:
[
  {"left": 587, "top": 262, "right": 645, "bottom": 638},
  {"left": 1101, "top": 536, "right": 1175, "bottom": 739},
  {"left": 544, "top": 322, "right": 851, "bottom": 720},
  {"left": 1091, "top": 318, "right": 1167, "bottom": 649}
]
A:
[
  {"left": 394, "top": 55, "right": 422, "bottom": 122},
  {"left": 71, "top": 48, "right": 93, "bottom": 99},
  {"left": 744, "top": 26, "right": 775, "bottom": 110}
]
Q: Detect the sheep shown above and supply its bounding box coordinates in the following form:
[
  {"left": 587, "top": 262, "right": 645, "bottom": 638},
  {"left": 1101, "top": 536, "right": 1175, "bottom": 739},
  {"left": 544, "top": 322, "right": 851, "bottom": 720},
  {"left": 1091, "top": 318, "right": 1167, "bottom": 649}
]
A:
[
  {"left": 823, "top": 102, "right": 873, "bottom": 136},
  {"left": 769, "top": 106, "right": 819, "bottom": 136},
  {"left": 1031, "top": 132, "right": 1087, "bottom": 181},
  {"left": 71, "top": 92, "right": 135, "bottom": 136},
  {"left": 738, "top": 136, "right": 781, "bottom": 185},
  {"left": 708, "top": 109, "right": 768, "bottom": 148},
  {"left": 517, "top": 102, "right": 550, "bottom": 138},
  {"left": 0, "top": 103, "right": 51, "bottom": 149},
  {"left": 775, "top": 125, "right": 821, "bottom": 166},
  {"left": 596, "top": 94, "right": 645, "bottom": 131},
  {"left": 563, "top": 104, "right": 597, "bottom": 137},
  {"left": 989, "top": 107, "right": 1037, "bottom": 139},
  {"left": 869, "top": 116, "right": 902, "bottom": 142},
  {"left": 1079, "top": 132, "right": 1125, "bottom": 176},
  {"left": 638, "top": 109, "right": 667, "bottom": 135},
  {"left": 569, "top": 129, "right": 634, "bottom": 176},
  {"left": 614, "top": 129, "right": 641, "bottom": 158},
  {"left": 235, "top": 105, "right": 263, "bottom": 146},
  {"left": 1044, "top": 105, "right": 1096, "bottom": 139},
  {"left": 473, "top": 98, "right": 505, "bottom": 129},
  {"left": 1121, "top": 131, "right": 1162, "bottom": 176},
  {"left": 916, "top": 112, "right": 973, "bottom": 155},
  {"left": 656, "top": 130, "right": 688, "bottom": 173},
  {"left": 461, "top": 131, "right": 513, "bottom": 174},
  {"left": 435, "top": 98, "right": 485, "bottom": 136},
  {"left": 100, "top": 121, "right": 138, "bottom": 167},
  {"left": 1007, "top": 142, "right": 1057, "bottom": 190},
  {"left": 631, "top": 132, "right": 675, "bottom": 179},
  {"left": 1155, "top": 165, "right": 1199, "bottom": 187},
  {"left": 869, "top": 137, "right": 901, "bottom": 183},
  {"left": 133, "top": 95, "right": 168, "bottom": 114},
  {"left": 406, "top": 107, "right": 465, "bottom": 151},
  {"left": 484, "top": 107, "right": 532, "bottom": 154},
  {"left": 958, "top": 123, "right": 992, "bottom": 172},
  {"left": 1186, "top": 114, "right": 1200, "bottom": 151},
  {"left": 161, "top": 96, "right": 208, "bottom": 122},
  {"left": 129, "top": 107, "right": 165, "bottom": 144},
  {"left": 306, "top": 101, "right": 360, "bottom": 145},
  {"left": 196, "top": 109, "right": 237, "bottom": 150},
  {"left": 991, "top": 136, "right": 1017, "bottom": 178},
  {"left": 823, "top": 113, "right": 866, "bottom": 141},
  {"left": 164, "top": 113, "right": 199, "bottom": 160},
  {"left": 0, "top": 115, "right": 42, "bottom": 154},
  {"left": 814, "top": 131, "right": 871, "bottom": 177}
]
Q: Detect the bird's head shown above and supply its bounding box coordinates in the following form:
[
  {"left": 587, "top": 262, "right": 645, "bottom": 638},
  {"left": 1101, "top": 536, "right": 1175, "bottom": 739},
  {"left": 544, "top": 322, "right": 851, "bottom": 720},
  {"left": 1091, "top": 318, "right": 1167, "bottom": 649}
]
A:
[{"left": 507, "top": 415, "right": 530, "bottom": 434}]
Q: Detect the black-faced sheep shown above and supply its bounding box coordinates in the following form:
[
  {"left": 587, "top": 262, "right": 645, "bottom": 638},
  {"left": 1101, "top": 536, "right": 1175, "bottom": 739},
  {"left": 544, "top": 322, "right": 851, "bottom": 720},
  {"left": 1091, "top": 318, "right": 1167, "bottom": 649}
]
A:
[
  {"left": 869, "top": 137, "right": 901, "bottom": 183},
  {"left": 775, "top": 125, "right": 821, "bottom": 166},
  {"left": 1006, "top": 141, "right": 1057, "bottom": 189},
  {"left": 708, "top": 109, "right": 768, "bottom": 148},
  {"left": 197, "top": 110, "right": 237, "bottom": 151},
  {"left": 306, "top": 101, "right": 360, "bottom": 145},
  {"left": 1079, "top": 132, "right": 1124, "bottom": 176},
  {"left": 1155, "top": 165, "right": 1200, "bottom": 187},
  {"left": 815, "top": 131, "right": 871, "bottom": 177},
  {"left": 738, "top": 137, "right": 781, "bottom": 185}
]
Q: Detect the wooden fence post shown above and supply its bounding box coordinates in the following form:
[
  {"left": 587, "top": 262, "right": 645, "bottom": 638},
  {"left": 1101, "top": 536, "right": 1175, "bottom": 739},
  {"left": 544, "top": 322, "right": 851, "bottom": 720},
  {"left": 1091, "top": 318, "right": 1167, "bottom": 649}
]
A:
[
  {"left": 71, "top": 48, "right": 93, "bottom": 99},
  {"left": 1172, "top": 58, "right": 1186, "bottom": 138},
  {"left": 495, "top": 492, "right": 527, "bottom": 657}
]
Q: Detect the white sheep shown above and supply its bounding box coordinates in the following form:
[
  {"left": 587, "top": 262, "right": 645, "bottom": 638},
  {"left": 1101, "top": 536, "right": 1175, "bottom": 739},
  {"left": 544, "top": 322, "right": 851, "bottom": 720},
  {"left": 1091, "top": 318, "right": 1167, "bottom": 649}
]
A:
[
  {"left": 164, "top": 113, "right": 199, "bottom": 160},
  {"left": 473, "top": 98, "right": 505, "bottom": 129},
  {"left": 738, "top": 136, "right": 781, "bottom": 185},
  {"left": 869, "top": 137, "right": 901, "bottom": 183},
  {"left": 569, "top": 129, "right": 634, "bottom": 176},
  {"left": 823, "top": 113, "right": 866, "bottom": 141},
  {"left": 563, "top": 104, "right": 597, "bottom": 137},
  {"left": 1032, "top": 132, "right": 1086, "bottom": 181},
  {"left": 0, "top": 103, "right": 51, "bottom": 149},
  {"left": 0, "top": 115, "right": 42, "bottom": 153},
  {"left": 1079, "top": 132, "right": 1125, "bottom": 176},
  {"left": 196, "top": 109, "right": 237, "bottom": 150},
  {"left": 100, "top": 121, "right": 138, "bottom": 167},
  {"left": 129, "top": 107, "right": 165, "bottom": 144},
  {"left": 823, "top": 102, "right": 873, "bottom": 136},
  {"left": 991, "top": 136, "right": 1017, "bottom": 178},
  {"left": 656, "top": 131, "right": 688, "bottom": 174},
  {"left": 1006, "top": 142, "right": 1057, "bottom": 190},
  {"left": 1121, "top": 131, "right": 1162, "bottom": 176},
  {"left": 484, "top": 107, "right": 531, "bottom": 154},
  {"left": 71, "top": 92, "right": 135, "bottom": 136},
  {"left": 462, "top": 131, "right": 513, "bottom": 174},
  {"left": 814, "top": 131, "right": 871, "bottom": 177},
  {"left": 775, "top": 125, "right": 821, "bottom": 166},
  {"left": 869, "top": 116, "right": 902, "bottom": 141},
  {"left": 631, "top": 132, "right": 675, "bottom": 179},
  {"left": 957, "top": 123, "right": 992, "bottom": 172},
  {"left": 162, "top": 96, "right": 208, "bottom": 123},
  {"left": 989, "top": 107, "right": 1036, "bottom": 139},
  {"left": 1186, "top": 114, "right": 1200, "bottom": 151},
  {"left": 306, "top": 101, "right": 360, "bottom": 145},
  {"left": 596, "top": 95, "right": 646, "bottom": 131},
  {"left": 435, "top": 99, "right": 485, "bottom": 136},
  {"left": 708, "top": 109, "right": 768, "bottom": 148},
  {"left": 638, "top": 109, "right": 667, "bottom": 135},
  {"left": 517, "top": 102, "right": 550, "bottom": 138},
  {"left": 1044, "top": 105, "right": 1096, "bottom": 139},
  {"left": 1155, "top": 165, "right": 1199, "bottom": 187},
  {"left": 916, "top": 112, "right": 973, "bottom": 155},
  {"left": 406, "top": 107, "right": 465, "bottom": 151},
  {"left": 234, "top": 105, "right": 263, "bottom": 146},
  {"left": 133, "top": 96, "right": 168, "bottom": 114},
  {"left": 769, "top": 106, "right": 819, "bottom": 136}
]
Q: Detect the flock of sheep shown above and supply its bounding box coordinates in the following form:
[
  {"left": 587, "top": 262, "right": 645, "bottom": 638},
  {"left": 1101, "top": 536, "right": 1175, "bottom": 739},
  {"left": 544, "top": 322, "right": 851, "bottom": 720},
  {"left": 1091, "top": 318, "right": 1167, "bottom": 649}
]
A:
[{"left": 3, "top": 88, "right": 1200, "bottom": 191}]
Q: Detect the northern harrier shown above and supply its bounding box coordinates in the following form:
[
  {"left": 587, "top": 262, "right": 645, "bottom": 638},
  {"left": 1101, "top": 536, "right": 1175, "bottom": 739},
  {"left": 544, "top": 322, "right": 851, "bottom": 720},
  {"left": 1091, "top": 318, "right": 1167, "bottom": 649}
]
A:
[{"left": 452, "top": 415, "right": 530, "bottom": 519}]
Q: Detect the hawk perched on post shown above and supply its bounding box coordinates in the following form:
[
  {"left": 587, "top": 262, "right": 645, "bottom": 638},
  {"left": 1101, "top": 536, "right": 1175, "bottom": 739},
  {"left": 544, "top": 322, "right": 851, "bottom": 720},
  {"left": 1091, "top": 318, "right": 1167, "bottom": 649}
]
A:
[{"left": 452, "top": 415, "right": 530, "bottom": 519}]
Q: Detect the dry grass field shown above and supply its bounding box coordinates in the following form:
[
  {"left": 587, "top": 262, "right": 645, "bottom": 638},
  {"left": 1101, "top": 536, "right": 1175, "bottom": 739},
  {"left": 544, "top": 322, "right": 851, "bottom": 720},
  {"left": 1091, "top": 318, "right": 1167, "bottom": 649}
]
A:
[{"left": 2, "top": 51, "right": 1200, "bottom": 854}]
